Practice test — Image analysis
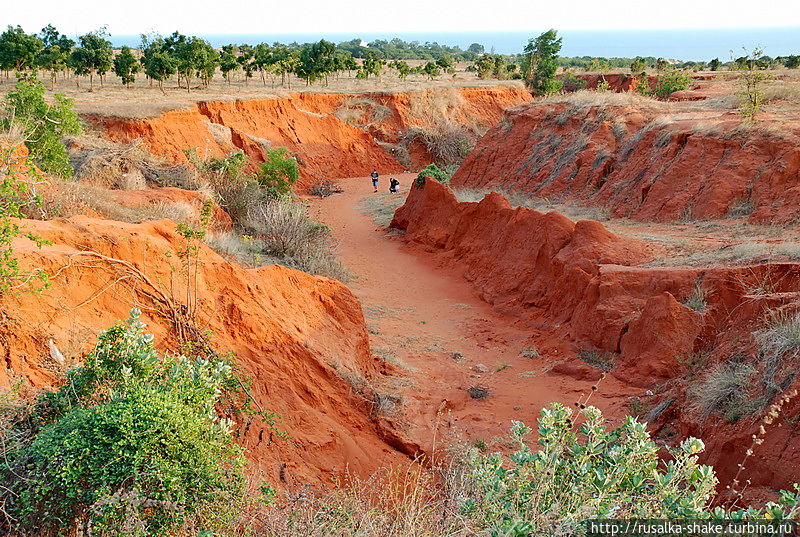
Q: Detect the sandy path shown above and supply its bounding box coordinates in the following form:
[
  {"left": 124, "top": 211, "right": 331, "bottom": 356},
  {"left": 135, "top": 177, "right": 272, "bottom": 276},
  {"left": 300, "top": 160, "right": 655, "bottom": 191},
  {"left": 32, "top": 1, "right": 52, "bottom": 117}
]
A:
[{"left": 309, "top": 175, "right": 637, "bottom": 454}]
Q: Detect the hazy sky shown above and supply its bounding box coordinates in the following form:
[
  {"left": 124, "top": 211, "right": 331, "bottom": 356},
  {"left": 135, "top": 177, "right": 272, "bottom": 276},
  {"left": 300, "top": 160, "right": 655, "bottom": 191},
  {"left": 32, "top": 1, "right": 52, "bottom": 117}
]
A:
[{"left": 7, "top": 0, "right": 800, "bottom": 35}]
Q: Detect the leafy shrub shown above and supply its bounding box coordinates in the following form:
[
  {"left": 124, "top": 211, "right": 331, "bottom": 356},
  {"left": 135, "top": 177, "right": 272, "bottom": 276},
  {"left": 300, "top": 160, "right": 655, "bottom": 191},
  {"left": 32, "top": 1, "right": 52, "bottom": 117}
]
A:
[
  {"left": 415, "top": 163, "right": 450, "bottom": 188},
  {"left": 256, "top": 147, "right": 299, "bottom": 195},
  {"left": 653, "top": 70, "right": 691, "bottom": 99},
  {"left": 463, "top": 403, "right": 800, "bottom": 535},
  {"left": 0, "top": 145, "right": 50, "bottom": 293},
  {"left": 0, "top": 310, "right": 247, "bottom": 535},
  {"left": 1, "top": 76, "right": 81, "bottom": 177}
]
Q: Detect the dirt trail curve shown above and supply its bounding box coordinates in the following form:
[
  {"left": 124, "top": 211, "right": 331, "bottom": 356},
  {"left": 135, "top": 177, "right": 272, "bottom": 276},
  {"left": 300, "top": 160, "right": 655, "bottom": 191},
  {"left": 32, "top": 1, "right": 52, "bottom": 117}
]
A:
[{"left": 309, "top": 174, "right": 637, "bottom": 454}]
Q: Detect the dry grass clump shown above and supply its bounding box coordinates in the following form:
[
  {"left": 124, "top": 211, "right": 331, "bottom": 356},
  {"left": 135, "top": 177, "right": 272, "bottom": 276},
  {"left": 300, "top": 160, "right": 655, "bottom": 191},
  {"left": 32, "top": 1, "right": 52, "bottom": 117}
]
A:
[
  {"left": 683, "top": 282, "right": 708, "bottom": 312},
  {"left": 333, "top": 96, "right": 394, "bottom": 126},
  {"left": 691, "top": 310, "right": 800, "bottom": 422},
  {"left": 406, "top": 89, "right": 481, "bottom": 167},
  {"left": 356, "top": 191, "right": 406, "bottom": 227},
  {"left": 762, "top": 81, "right": 800, "bottom": 103},
  {"left": 26, "top": 180, "right": 197, "bottom": 225},
  {"left": 66, "top": 135, "right": 195, "bottom": 190},
  {"left": 408, "top": 124, "right": 474, "bottom": 166},
  {"left": 645, "top": 241, "right": 800, "bottom": 268},
  {"left": 251, "top": 463, "right": 473, "bottom": 537},
  {"left": 690, "top": 360, "right": 758, "bottom": 420},
  {"left": 538, "top": 90, "right": 662, "bottom": 111},
  {"left": 754, "top": 310, "right": 800, "bottom": 362},
  {"left": 308, "top": 180, "right": 343, "bottom": 197},
  {"left": 206, "top": 195, "right": 350, "bottom": 281}
]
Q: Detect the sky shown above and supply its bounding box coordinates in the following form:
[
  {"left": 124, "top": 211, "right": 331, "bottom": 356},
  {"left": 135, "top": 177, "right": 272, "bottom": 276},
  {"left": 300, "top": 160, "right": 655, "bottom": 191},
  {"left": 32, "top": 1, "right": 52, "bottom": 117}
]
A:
[{"left": 6, "top": 0, "right": 800, "bottom": 36}]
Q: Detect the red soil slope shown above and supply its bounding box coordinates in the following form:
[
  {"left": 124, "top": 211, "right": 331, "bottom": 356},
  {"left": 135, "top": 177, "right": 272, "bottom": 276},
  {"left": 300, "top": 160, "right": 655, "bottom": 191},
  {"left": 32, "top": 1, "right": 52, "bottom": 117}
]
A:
[
  {"left": 1, "top": 215, "right": 409, "bottom": 487},
  {"left": 391, "top": 179, "right": 800, "bottom": 496},
  {"left": 452, "top": 100, "right": 800, "bottom": 223},
  {"left": 85, "top": 87, "right": 530, "bottom": 191}
]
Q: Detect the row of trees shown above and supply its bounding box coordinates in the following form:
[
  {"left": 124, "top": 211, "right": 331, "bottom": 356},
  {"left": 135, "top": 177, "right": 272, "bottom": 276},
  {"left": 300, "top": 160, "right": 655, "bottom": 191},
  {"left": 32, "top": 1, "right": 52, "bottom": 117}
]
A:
[
  {"left": 337, "top": 38, "right": 485, "bottom": 61},
  {"left": 0, "top": 25, "right": 479, "bottom": 91}
]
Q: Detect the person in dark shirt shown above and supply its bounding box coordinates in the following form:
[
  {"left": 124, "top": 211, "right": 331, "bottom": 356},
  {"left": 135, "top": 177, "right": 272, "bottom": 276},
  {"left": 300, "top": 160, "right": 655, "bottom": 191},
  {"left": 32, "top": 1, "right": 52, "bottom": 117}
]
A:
[
  {"left": 370, "top": 169, "right": 379, "bottom": 192},
  {"left": 389, "top": 178, "right": 400, "bottom": 193}
]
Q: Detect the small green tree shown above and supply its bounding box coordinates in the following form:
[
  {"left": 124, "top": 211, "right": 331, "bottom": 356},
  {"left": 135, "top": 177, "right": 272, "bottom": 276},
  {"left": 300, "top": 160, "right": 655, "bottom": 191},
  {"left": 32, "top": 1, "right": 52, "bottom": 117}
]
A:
[
  {"left": 2, "top": 76, "right": 81, "bottom": 177},
  {"left": 173, "top": 35, "right": 218, "bottom": 91},
  {"left": 238, "top": 43, "right": 255, "bottom": 85},
  {"left": 70, "top": 29, "right": 113, "bottom": 91},
  {"left": 112, "top": 45, "right": 139, "bottom": 87},
  {"left": 630, "top": 56, "right": 647, "bottom": 75},
  {"left": 140, "top": 37, "right": 176, "bottom": 93},
  {"left": 36, "top": 25, "right": 74, "bottom": 89},
  {"left": 709, "top": 57, "right": 721, "bottom": 71},
  {"left": 422, "top": 61, "right": 442, "bottom": 80},
  {"left": 256, "top": 147, "right": 299, "bottom": 195},
  {"left": 522, "top": 29, "right": 563, "bottom": 96},
  {"left": 0, "top": 26, "right": 43, "bottom": 74},
  {"left": 737, "top": 47, "right": 770, "bottom": 122},
  {"left": 220, "top": 43, "right": 239, "bottom": 84},
  {"left": 389, "top": 59, "right": 412, "bottom": 79},
  {"left": 295, "top": 40, "right": 337, "bottom": 85},
  {"left": 362, "top": 50, "right": 385, "bottom": 78},
  {"left": 436, "top": 53, "right": 455, "bottom": 70}
]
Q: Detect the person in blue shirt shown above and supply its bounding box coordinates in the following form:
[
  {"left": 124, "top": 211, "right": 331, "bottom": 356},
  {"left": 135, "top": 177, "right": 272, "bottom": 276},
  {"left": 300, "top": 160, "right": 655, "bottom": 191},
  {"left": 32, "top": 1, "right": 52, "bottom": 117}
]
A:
[{"left": 370, "top": 169, "right": 379, "bottom": 192}]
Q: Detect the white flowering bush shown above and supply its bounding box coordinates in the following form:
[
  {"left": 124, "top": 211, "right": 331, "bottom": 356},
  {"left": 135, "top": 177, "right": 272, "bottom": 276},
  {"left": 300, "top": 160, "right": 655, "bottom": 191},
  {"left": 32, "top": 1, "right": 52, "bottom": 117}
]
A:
[
  {"left": 463, "top": 403, "right": 800, "bottom": 536},
  {"left": 1, "top": 309, "right": 246, "bottom": 536}
]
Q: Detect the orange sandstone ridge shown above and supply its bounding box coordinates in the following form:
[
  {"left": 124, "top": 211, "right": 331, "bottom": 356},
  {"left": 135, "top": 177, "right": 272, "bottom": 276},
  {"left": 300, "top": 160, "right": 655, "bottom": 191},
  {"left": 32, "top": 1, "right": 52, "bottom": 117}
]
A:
[
  {"left": 452, "top": 100, "right": 800, "bottom": 223},
  {"left": 390, "top": 179, "right": 800, "bottom": 498},
  {"left": 1, "top": 215, "right": 410, "bottom": 487},
  {"left": 84, "top": 87, "right": 531, "bottom": 191}
]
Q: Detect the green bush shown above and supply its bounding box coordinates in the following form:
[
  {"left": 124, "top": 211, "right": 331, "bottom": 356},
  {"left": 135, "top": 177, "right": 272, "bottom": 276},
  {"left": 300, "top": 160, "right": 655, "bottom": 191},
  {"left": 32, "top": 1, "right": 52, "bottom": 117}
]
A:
[
  {"left": 256, "top": 147, "right": 299, "bottom": 195},
  {"left": 0, "top": 145, "right": 50, "bottom": 294},
  {"left": 1, "top": 76, "right": 81, "bottom": 177},
  {"left": 415, "top": 163, "right": 450, "bottom": 188},
  {"left": 1, "top": 310, "right": 247, "bottom": 535},
  {"left": 653, "top": 70, "right": 692, "bottom": 99},
  {"left": 560, "top": 71, "right": 589, "bottom": 92},
  {"left": 463, "top": 403, "right": 800, "bottom": 536}
]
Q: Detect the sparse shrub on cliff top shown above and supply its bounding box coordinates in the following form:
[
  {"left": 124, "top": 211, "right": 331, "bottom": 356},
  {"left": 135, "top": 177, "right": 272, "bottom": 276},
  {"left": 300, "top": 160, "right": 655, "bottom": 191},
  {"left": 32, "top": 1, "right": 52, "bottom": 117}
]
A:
[
  {"left": 652, "top": 70, "right": 692, "bottom": 99},
  {"left": 1, "top": 76, "right": 81, "bottom": 178},
  {"left": 415, "top": 163, "right": 450, "bottom": 188},
  {"left": 0, "top": 310, "right": 249, "bottom": 536},
  {"left": 737, "top": 47, "right": 771, "bottom": 122}
]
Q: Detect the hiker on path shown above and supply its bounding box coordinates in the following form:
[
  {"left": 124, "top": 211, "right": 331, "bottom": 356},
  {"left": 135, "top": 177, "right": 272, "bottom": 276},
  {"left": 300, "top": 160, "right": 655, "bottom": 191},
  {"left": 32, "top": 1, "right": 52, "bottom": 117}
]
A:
[
  {"left": 370, "top": 169, "right": 379, "bottom": 192},
  {"left": 389, "top": 178, "right": 400, "bottom": 193}
]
